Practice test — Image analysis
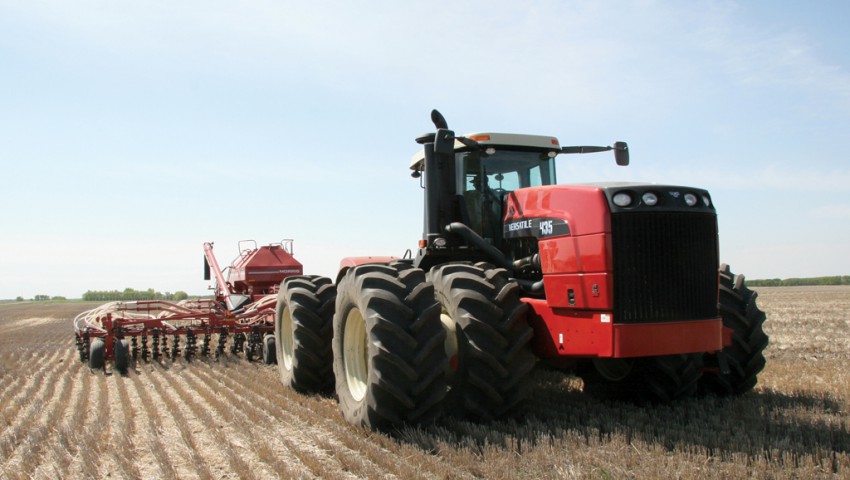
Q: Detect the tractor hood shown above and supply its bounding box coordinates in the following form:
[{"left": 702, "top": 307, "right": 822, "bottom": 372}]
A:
[{"left": 504, "top": 183, "right": 716, "bottom": 238}]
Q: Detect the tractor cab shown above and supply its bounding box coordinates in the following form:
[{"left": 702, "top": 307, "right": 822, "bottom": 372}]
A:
[
  {"left": 411, "top": 132, "right": 560, "bottom": 247},
  {"left": 410, "top": 113, "right": 625, "bottom": 272},
  {"left": 456, "top": 134, "right": 561, "bottom": 245}
]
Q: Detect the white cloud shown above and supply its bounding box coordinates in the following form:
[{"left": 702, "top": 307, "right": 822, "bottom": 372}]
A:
[{"left": 694, "top": 3, "right": 850, "bottom": 109}]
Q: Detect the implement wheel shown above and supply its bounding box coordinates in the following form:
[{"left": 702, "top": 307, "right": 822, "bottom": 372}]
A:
[
  {"left": 114, "top": 339, "right": 130, "bottom": 375},
  {"left": 275, "top": 276, "right": 336, "bottom": 393},
  {"left": 578, "top": 353, "right": 704, "bottom": 403},
  {"left": 89, "top": 338, "right": 105, "bottom": 371},
  {"left": 262, "top": 334, "right": 277, "bottom": 365},
  {"left": 333, "top": 263, "right": 447, "bottom": 430},
  {"left": 430, "top": 262, "right": 535, "bottom": 421},
  {"left": 699, "top": 264, "right": 769, "bottom": 395}
]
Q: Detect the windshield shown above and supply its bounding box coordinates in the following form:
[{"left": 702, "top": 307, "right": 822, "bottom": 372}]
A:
[
  {"left": 457, "top": 149, "right": 556, "bottom": 194},
  {"left": 457, "top": 149, "right": 556, "bottom": 241}
]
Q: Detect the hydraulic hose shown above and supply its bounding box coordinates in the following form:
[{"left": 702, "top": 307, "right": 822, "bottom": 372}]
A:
[{"left": 445, "top": 222, "right": 514, "bottom": 271}]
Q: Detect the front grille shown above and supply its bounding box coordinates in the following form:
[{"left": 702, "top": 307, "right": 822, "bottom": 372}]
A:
[{"left": 611, "top": 212, "right": 718, "bottom": 323}]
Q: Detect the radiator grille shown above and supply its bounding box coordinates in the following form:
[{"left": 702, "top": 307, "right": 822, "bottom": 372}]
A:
[{"left": 611, "top": 212, "right": 718, "bottom": 324}]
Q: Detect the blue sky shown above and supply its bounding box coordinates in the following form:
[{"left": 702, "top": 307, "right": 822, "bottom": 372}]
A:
[{"left": 1, "top": 1, "right": 849, "bottom": 299}]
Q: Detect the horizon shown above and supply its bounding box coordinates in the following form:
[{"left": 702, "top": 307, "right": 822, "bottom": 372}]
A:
[{"left": 4, "top": 274, "right": 849, "bottom": 303}]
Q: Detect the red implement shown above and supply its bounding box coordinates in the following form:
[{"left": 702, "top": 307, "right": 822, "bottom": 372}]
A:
[{"left": 75, "top": 240, "right": 303, "bottom": 373}]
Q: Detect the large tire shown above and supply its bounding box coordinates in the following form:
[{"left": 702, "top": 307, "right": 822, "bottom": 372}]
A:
[
  {"left": 89, "top": 338, "right": 105, "bottom": 371},
  {"left": 430, "top": 263, "right": 535, "bottom": 421},
  {"left": 578, "top": 353, "right": 704, "bottom": 403},
  {"left": 262, "top": 334, "right": 277, "bottom": 365},
  {"left": 699, "top": 264, "right": 769, "bottom": 395},
  {"left": 275, "top": 276, "right": 336, "bottom": 393},
  {"left": 333, "top": 263, "right": 447, "bottom": 430},
  {"left": 113, "top": 338, "right": 130, "bottom": 375}
]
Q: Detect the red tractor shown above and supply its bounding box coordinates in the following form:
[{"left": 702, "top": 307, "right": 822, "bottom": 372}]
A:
[{"left": 274, "top": 110, "right": 768, "bottom": 430}]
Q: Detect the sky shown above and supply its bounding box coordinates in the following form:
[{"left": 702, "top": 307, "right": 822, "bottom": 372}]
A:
[{"left": 1, "top": 1, "right": 849, "bottom": 299}]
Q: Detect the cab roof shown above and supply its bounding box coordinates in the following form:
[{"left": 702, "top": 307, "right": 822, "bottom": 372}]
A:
[{"left": 409, "top": 132, "right": 560, "bottom": 170}]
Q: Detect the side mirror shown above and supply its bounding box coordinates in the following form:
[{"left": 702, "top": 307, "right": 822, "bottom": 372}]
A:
[{"left": 613, "top": 141, "right": 629, "bottom": 166}]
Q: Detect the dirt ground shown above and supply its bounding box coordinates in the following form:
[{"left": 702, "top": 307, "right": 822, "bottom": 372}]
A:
[{"left": 1, "top": 287, "right": 848, "bottom": 479}]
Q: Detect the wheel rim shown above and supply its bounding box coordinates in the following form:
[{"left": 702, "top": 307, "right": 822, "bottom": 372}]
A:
[
  {"left": 343, "top": 308, "right": 368, "bottom": 402},
  {"left": 281, "top": 306, "right": 294, "bottom": 370},
  {"left": 440, "top": 310, "right": 458, "bottom": 379}
]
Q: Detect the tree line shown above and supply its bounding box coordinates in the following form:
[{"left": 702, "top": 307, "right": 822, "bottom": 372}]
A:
[
  {"left": 22, "top": 295, "right": 66, "bottom": 301},
  {"left": 747, "top": 276, "right": 850, "bottom": 287},
  {"left": 81, "top": 288, "right": 190, "bottom": 302}
]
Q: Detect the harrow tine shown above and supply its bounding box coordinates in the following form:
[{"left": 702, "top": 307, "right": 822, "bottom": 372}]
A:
[
  {"left": 152, "top": 330, "right": 161, "bottom": 360},
  {"left": 141, "top": 334, "right": 150, "bottom": 361},
  {"left": 161, "top": 334, "right": 168, "bottom": 359},
  {"left": 184, "top": 330, "right": 197, "bottom": 361},
  {"left": 216, "top": 328, "right": 227, "bottom": 358},
  {"left": 201, "top": 331, "right": 211, "bottom": 357},
  {"left": 171, "top": 334, "right": 181, "bottom": 359},
  {"left": 76, "top": 331, "right": 90, "bottom": 362},
  {"left": 230, "top": 332, "right": 245, "bottom": 355},
  {"left": 245, "top": 327, "right": 263, "bottom": 361}
]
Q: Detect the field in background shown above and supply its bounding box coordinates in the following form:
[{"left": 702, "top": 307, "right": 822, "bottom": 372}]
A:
[{"left": 1, "top": 287, "right": 848, "bottom": 479}]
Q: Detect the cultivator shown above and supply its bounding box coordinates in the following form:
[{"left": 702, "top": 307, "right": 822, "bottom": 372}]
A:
[{"left": 74, "top": 240, "right": 303, "bottom": 373}]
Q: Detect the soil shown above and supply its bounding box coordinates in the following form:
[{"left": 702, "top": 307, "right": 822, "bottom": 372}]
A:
[{"left": 1, "top": 289, "right": 848, "bottom": 479}]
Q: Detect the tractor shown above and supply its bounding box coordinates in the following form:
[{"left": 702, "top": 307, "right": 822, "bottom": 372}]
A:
[{"left": 274, "top": 110, "right": 768, "bottom": 430}]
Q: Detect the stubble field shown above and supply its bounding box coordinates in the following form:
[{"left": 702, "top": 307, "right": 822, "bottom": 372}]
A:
[{"left": 1, "top": 286, "right": 848, "bottom": 479}]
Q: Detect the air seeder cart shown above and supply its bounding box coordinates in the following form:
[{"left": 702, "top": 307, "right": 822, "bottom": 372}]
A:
[{"left": 74, "top": 240, "right": 302, "bottom": 373}]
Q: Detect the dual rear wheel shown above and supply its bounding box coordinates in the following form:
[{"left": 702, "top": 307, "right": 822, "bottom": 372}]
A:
[
  {"left": 330, "top": 262, "right": 537, "bottom": 429},
  {"left": 274, "top": 276, "right": 336, "bottom": 394},
  {"left": 430, "top": 263, "right": 535, "bottom": 421},
  {"left": 332, "top": 263, "right": 447, "bottom": 430},
  {"left": 275, "top": 261, "right": 535, "bottom": 430}
]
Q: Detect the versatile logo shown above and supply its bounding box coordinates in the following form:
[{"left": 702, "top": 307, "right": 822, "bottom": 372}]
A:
[
  {"left": 507, "top": 219, "right": 533, "bottom": 231},
  {"left": 503, "top": 217, "right": 569, "bottom": 239}
]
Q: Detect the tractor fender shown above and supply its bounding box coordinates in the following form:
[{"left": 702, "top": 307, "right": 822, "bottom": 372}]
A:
[{"left": 336, "top": 256, "right": 399, "bottom": 284}]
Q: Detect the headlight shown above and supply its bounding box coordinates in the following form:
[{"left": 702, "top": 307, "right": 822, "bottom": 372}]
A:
[
  {"left": 613, "top": 192, "right": 632, "bottom": 207},
  {"left": 684, "top": 193, "right": 698, "bottom": 206},
  {"left": 642, "top": 192, "right": 658, "bottom": 206},
  {"left": 702, "top": 194, "right": 711, "bottom": 207}
]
